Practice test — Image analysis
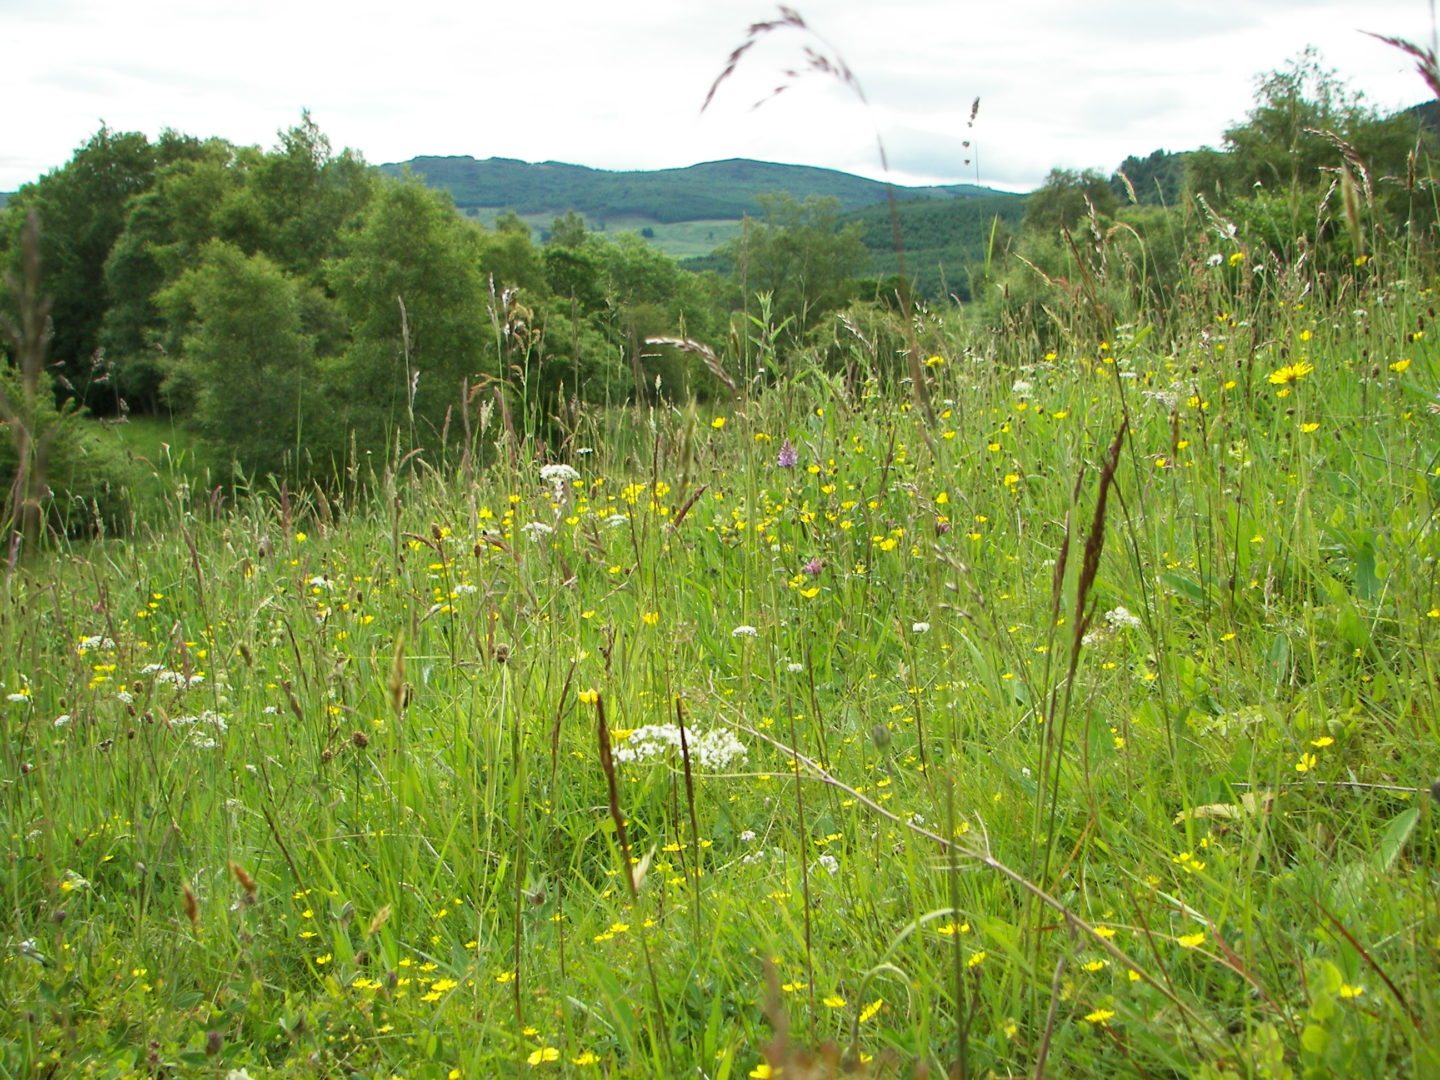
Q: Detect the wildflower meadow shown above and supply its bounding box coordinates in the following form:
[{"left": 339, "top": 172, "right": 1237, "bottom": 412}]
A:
[
  {"left": 5, "top": 9, "right": 1440, "bottom": 1071},
  {"left": 4, "top": 227, "right": 1440, "bottom": 1078}
]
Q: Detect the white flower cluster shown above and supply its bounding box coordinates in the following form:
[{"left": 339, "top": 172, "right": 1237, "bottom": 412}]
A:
[
  {"left": 171, "top": 710, "right": 228, "bottom": 749},
  {"left": 520, "top": 521, "right": 554, "bottom": 540},
  {"left": 76, "top": 635, "right": 116, "bottom": 653},
  {"left": 1083, "top": 605, "right": 1145, "bottom": 647},
  {"left": 1104, "top": 606, "right": 1143, "bottom": 630},
  {"left": 613, "top": 724, "right": 748, "bottom": 770},
  {"left": 1141, "top": 387, "right": 1181, "bottom": 410},
  {"left": 540, "top": 463, "right": 581, "bottom": 501},
  {"left": 151, "top": 668, "right": 206, "bottom": 690},
  {"left": 731, "top": 624, "right": 758, "bottom": 638}
]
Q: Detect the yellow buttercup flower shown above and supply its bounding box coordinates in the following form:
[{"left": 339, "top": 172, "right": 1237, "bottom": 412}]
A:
[{"left": 1267, "top": 361, "right": 1314, "bottom": 386}]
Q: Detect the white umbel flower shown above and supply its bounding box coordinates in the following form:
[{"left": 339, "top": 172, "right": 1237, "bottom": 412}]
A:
[
  {"left": 1104, "top": 606, "right": 1142, "bottom": 630},
  {"left": 612, "top": 724, "right": 747, "bottom": 770}
]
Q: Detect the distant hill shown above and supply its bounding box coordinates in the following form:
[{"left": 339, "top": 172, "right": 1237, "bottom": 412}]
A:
[
  {"left": 0, "top": 193, "right": 10, "bottom": 209},
  {"left": 378, "top": 155, "right": 1008, "bottom": 226},
  {"left": 1406, "top": 99, "right": 1440, "bottom": 133},
  {"left": 381, "top": 154, "right": 1023, "bottom": 284}
]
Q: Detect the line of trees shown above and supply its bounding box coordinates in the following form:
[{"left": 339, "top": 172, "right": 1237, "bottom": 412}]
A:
[{"left": 0, "top": 116, "right": 884, "bottom": 488}]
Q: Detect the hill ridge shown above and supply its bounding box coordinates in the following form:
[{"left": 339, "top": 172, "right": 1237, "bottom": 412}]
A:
[{"left": 377, "top": 154, "right": 1015, "bottom": 226}]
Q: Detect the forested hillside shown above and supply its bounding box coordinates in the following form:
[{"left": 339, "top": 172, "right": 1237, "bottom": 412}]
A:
[{"left": 379, "top": 154, "right": 1002, "bottom": 223}]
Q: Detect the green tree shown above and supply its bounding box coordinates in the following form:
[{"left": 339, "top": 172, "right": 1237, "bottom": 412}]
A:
[
  {"left": 0, "top": 127, "right": 199, "bottom": 407},
  {"left": 1221, "top": 48, "right": 1374, "bottom": 192},
  {"left": 214, "top": 113, "right": 374, "bottom": 281},
  {"left": 547, "top": 211, "right": 588, "bottom": 249},
  {"left": 1111, "top": 150, "right": 1191, "bottom": 207},
  {"left": 327, "top": 179, "right": 492, "bottom": 456},
  {"left": 100, "top": 139, "right": 247, "bottom": 410},
  {"left": 1195, "top": 49, "right": 1434, "bottom": 261},
  {"left": 478, "top": 213, "right": 548, "bottom": 296},
  {"left": 718, "top": 193, "right": 866, "bottom": 343},
  {"left": 101, "top": 117, "right": 375, "bottom": 414},
  {"left": 158, "top": 240, "right": 317, "bottom": 478},
  {"left": 1022, "top": 168, "right": 1119, "bottom": 237},
  {"left": 543, "top": 243, "right": 606, "bottom": 314}
]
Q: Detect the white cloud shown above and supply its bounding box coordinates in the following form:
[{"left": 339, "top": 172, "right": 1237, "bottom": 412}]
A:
[{"left": 1, "top": 0, "right": 1434, "bottom": 192}]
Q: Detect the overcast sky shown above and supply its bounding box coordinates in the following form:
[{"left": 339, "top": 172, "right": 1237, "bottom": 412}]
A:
[{"left": 3, "top": 0, "right": 1437, "bottom": 194}]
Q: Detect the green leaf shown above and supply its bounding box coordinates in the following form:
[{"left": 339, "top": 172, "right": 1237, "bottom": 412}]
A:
[
  {"left": 1266, "top": 634, "right": 1291, "bottom": 687},
  {"left": 1163, "top": 570, "right": 1213, "bottom": 610},
  {"left": 1353, "top": 539, "right": 1380, "bottom": 602},
  {"left": 1300, "top": 1023, "right": 1330, "bottom": 1055},
  {"left": 1373, "top": 806, "right": 1419, "bottom": 872}
]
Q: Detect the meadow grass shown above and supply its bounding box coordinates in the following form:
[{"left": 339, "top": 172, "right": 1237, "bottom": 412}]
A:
[
  {"left": 100, "top": 415, "right": 220, "bottom": 514},
  {"left": 452, "top": 210, "right": 739, "bottom": 262},
  {"left": 3, "top": 245, "right": 1440, "bottom": 1078},
  {"left": 617, "top": 219, "right": 743, "bottom": 261}
]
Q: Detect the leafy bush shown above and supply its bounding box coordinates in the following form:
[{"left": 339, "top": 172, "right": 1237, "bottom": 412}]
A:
[{"left": 0, "top": 365, "right": 143, "bottom": 537}]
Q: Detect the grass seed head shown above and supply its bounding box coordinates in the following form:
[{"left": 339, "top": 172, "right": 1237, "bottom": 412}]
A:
[{"left": 182, "top": 882, "right": 200, "bottom": 929}]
